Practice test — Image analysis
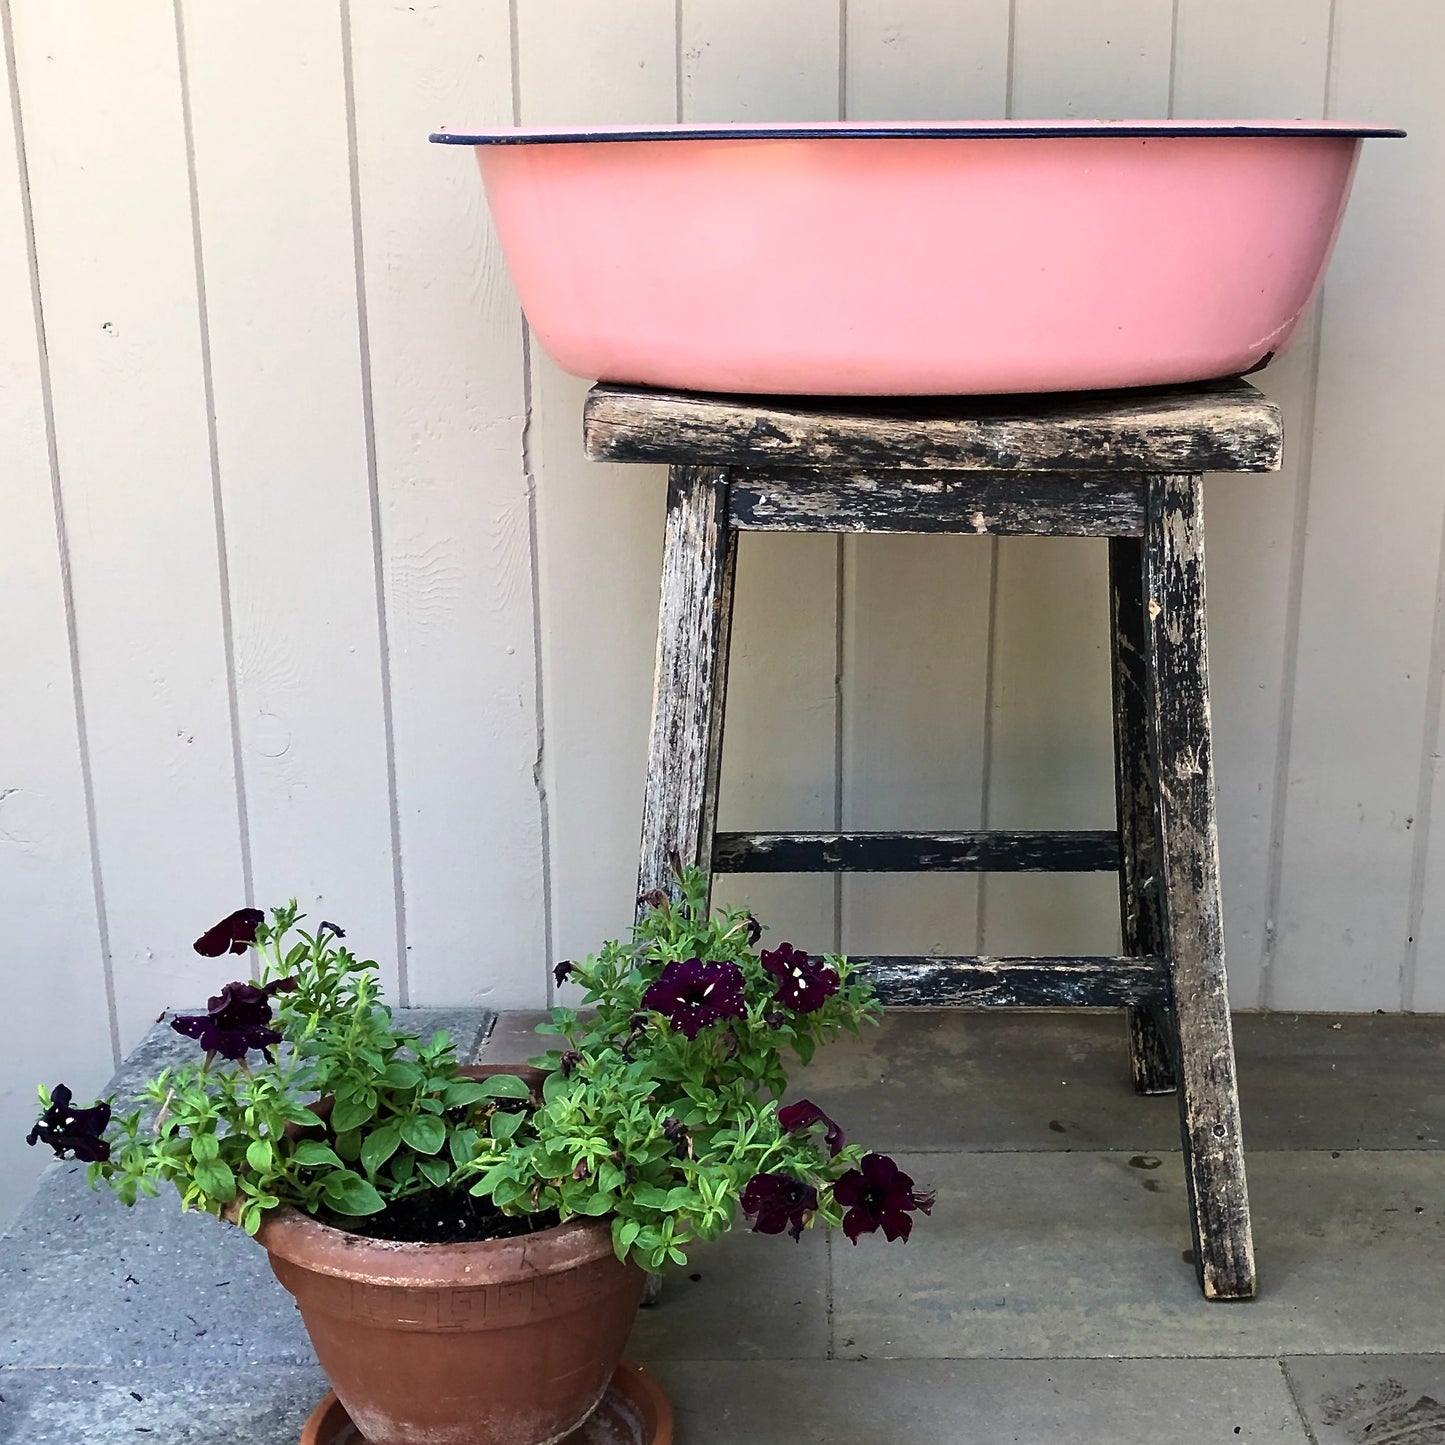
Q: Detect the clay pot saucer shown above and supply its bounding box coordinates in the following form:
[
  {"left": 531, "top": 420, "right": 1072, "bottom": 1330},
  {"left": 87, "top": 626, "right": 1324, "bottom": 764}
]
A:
[{"left": 299, "top": 1359, "right": 673, "bottom": 1445}]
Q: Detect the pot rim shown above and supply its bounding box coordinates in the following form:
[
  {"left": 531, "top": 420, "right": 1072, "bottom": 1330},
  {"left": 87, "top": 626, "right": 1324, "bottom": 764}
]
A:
[{"left": 255, "top": 1203, "right": 620, "bottom": 1289}]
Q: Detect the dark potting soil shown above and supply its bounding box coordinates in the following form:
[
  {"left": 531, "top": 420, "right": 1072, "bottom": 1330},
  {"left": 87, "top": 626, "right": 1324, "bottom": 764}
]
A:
[{"left": 327, "top": 1188, "right": 562, "bottom": 1245}]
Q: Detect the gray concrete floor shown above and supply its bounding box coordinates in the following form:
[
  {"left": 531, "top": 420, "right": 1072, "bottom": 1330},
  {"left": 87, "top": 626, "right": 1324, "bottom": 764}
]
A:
[
  {"left": 3, "top": 1009, "right": 1442, "bottom": 1443},
  {"left": 487, "top": 1009, "right": 1445, "bottom": 1443}
]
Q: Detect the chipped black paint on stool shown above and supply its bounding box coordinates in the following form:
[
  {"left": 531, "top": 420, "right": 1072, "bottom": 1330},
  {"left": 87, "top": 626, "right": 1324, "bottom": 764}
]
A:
[{"left": 594, "top": 378, "right": 1278, "bottom": 1303}]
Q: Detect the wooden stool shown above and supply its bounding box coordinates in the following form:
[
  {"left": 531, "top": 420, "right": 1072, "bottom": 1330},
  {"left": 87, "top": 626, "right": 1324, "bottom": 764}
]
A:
[{"left": 585, "top": 379, "right": 1281, "bottom": 1301}]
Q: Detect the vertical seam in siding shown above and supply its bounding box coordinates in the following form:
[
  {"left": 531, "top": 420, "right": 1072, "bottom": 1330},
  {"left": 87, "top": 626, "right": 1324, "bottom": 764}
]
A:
[
  {"left": 1403, "top": 0, "right": 1445, "bottom": 1009},
  {"left": 520, "top": 324, "right": 555, "bottom": 1007},
  {"left": 1338, "top": 0, "right": 1438, "bottom": 1013},
  {"left": 339, "top": 0, "right": 410, "bottom": 1005},
  {"left": 975, "top": 538, "right": 1002, "bottom": 952},
  {"left": 1004, "top": 0, "right": 1017, "bottom": 120},
  {"left": 1259, "top": 0, "right": 1339, "bottom": 1009},
  {"left": 674, "top": 0, "right": 684, "bottom": 123},
  {"left": 173, "top": 0, "right": 256, "bottom": 959},
  {"left": 3, "top": 0, "right": 121, "bottom": 1065},
  {"left": 1166, "top": 0, "right": 1181, "bottom": 116},
  {"left": 835, "top": 0, "right": 847, "bottom": 955},
  {"left": 833, "top": 536, "right": 845, "bottom": 954},
  {"left": 979, "top": 0, "right": 1019, "bottom": 950},
  {"left": 1403, "top": 491, "right": 1445, "bottom": 1012},
  {"left": 1323, "top": 0, "right": 1340, "bottom": 117},
  {"left": 509, "top": 0, "right": 557, "bottom": 1008},
  {"left": 1260, "top": 308, "right": 1325, "bottom": 1011}
]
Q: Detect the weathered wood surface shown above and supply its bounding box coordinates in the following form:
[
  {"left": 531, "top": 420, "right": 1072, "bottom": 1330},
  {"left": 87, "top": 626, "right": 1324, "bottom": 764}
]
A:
[
  {"left": 1109, "top": 535, "right": 1178, "bottom": 1096},
  {"left": 636, "top": 467, "right": 737, "bottom": 910},
  {"left": 584, "top": 380, "right": 1283, "bottom": 474},
  {"left": 729, "top": 468, "right": 1147, "bottom": 536},
  {"left": 863, "top": 955, "right": 1169, "bottom": 1008},
  {"left": 714, "top": 829, "right": 1120, "bottom": 873},
  {"left": 1144, "top": 473, "right": 1256, "bottom": 1300}
]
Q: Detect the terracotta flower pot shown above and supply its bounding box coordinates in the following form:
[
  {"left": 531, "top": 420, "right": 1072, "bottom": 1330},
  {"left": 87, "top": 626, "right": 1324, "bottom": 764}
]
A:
[{"left": 257, "top": 1065, "right": 645, "bottom": 1445}]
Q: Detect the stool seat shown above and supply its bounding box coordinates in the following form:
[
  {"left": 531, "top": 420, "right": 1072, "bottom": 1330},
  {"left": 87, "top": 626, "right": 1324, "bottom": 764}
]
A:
[
  {"left": 584, "top": 376, "right": 1280, "bottom": 472},
  {"left": 591, "top": 378, "right": 1282, "bottom": 1303}
]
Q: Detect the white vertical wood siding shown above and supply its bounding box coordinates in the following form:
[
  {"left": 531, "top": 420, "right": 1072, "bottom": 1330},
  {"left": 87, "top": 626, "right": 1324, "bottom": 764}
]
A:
[
  {"left": 839, "top": 1, "right": 1008, "bottom": 968},
  {"left": 2, "top": 0, "right": 1440, "bottom": 1220}
]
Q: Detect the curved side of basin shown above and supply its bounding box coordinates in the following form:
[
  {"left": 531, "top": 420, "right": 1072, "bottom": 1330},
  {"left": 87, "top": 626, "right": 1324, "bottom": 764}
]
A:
[{"left": 466, "top": 129, "right": 1375, "bottom": 396}]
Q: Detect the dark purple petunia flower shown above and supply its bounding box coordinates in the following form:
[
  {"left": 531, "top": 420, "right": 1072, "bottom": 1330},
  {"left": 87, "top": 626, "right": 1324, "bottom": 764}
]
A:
[
  {"left": 661, "top": 1115, "right": 691, "bottom": 1159},
  {"left": 193, "top": 908, "right": 265, "bottom": 958},
  {"left": 777, "top": 1099, "right": 846, "bottom": 1157},
  {"left": 761, "top": 943, "right": 839, "bottom": 1015},
  {"left": 171, "top": 977, "right": 298, "bottom": 1062},
  {"left": 743, "top": 914, "right": 763, "bottom": 946},
  {"left": 318, "top": 920, "right": 345, "bottom": 940},
  {"left": 640, "top": 958, "right": 746, "bottom": 1040},
  {"left": 740, "top": 1171, "right": 818, "bottom": 1241},
  {"left": 553, "top": 959, "right": 574, "bottom": 987},
  {"left": 28, "top": 1084, "right": 111, "bottom": 1162},
  {"left": 833, "top": 1153, "right": 934, "bottom": 1244}
]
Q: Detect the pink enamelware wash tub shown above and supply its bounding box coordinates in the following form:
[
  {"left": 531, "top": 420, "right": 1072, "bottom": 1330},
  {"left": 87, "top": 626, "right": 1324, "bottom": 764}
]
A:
[{"left": 431, "top": 120, "right": 1402, "bottom": 396}]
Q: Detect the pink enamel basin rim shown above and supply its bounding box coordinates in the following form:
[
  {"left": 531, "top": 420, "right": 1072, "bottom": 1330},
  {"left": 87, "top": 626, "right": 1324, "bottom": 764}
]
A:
[{"left": 432, "top": 120, "right": 1405, "bottom": 397}]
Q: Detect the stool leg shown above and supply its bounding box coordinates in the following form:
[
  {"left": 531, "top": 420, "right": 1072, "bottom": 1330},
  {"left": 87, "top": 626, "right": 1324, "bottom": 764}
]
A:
[
  {"left": 636, "top": 465, "right": 736, "bottom": 1311},
  {"left": 1109, "top": 536, "right": 1177, "bottom": 1095},
  {"left": 637, "top": 465, "right": 737, "bottom": 907},
  {"left": 1143, "top": 474, "right": 1256, "bottom": 1301}
]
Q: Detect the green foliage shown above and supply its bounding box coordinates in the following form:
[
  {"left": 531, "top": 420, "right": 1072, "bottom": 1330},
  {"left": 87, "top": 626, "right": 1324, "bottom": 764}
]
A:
[
  {"left": 83, "top": 873, "right": 882, "bottom": 1271},
  {"left": 458, "top": 867, "right": 880, "bottom": 1271},
  {"left": 91, "top": 906, "right": 507, "bottom": 1237}
]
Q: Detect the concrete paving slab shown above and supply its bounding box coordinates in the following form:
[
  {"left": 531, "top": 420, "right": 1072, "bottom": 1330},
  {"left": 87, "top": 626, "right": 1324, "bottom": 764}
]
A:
[
  {"left": 795, "top": 1009, "right": 1180, "bottom": 1153},
  {"left": 792, "top": 1010, "right": 1445, "bottom": 1153},
  {"left": 1232, "top": 1013, "right": 1445, "bottom": 1152},
  {"left": 397, "top": 1007, "right": 495, "bottom": 1064},
  {"left": 639, "top": 1357, "right": 1312, "bottom": 1443},
  {"left": 7, "top": 1008, "right": 1440, "bottom": 1442},
  {"left": 0, "top": 1366, "right": 327, "bottom": 1445},
  {"left": 0, "top": 1010, "right": 491, "bottom": 1372},
  {"left": 100, "top": 1008, "right": 493, "bottom": 1103},
  {"left": 482, "top": 1008, "right": 1184, "bottom": 1152},
  {"left": 477, "top": 1009, "right": 554, "bottom": 1065},
  {"left": 1282, "top": 1355, "right": 1445, "bottom": 1443},
  {"left": 832, "top": 1149, "right": 1445, "bottom": 1360},
  {"left": 0, "top": 1164, "right": 311, "bottom": 1369},
  {"left": 629, "top": 1225, "right": 830, "bottom": 1361},
  {"left": 0, "top": 1014, "right": 492, "bottom": 1372}
]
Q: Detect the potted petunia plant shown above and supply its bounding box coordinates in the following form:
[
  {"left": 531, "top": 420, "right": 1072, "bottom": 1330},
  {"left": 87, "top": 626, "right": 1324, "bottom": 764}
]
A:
[{"left": 28, "top": 867, "right": 932, "bottom": 1445}]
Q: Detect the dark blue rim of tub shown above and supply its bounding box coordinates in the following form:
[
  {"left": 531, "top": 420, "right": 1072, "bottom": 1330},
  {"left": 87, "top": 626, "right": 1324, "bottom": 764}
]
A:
[{"left": 430, "top": 120, "right": 1405, "bottom": 145}]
